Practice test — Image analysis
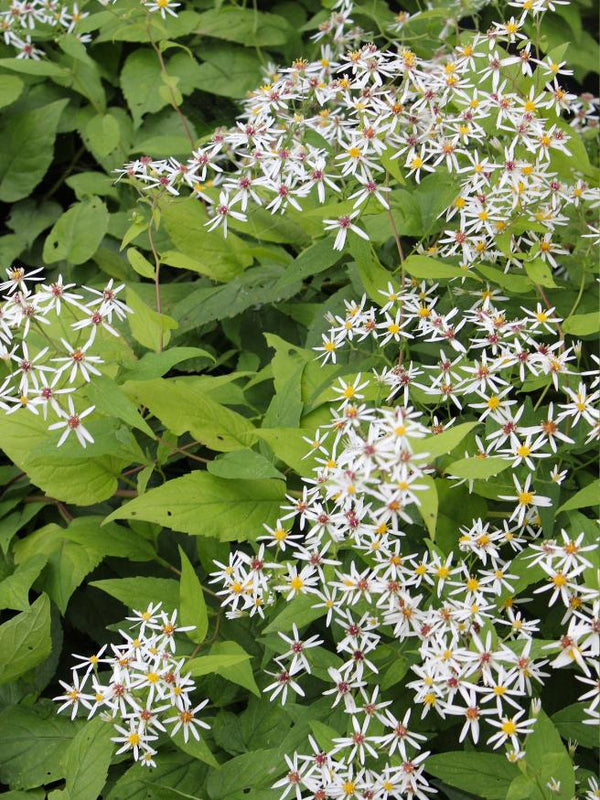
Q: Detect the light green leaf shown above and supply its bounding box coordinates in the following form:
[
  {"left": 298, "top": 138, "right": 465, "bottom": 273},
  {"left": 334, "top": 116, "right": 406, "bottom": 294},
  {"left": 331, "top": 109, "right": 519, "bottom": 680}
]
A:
[
  {"left": 192, "top": 44, "right": 263, "bottom": 99},
  {"left": 562, "top": 311, "right": 600, "bottom": 336},
  {"left": 263, "top": 593, "right": 325, "bottom": 634},
  {"left": 127, "top": 246, "right": 155, "bottom": 278},
  {"left": 65, "top": 171, "right": 119, "bottom": 200},
  {"left": 123, "top": 377, "right": 256, "bottom": 452},
  {"left": 0, "top": 74, "right": 23, "bottom": 109},
  {"left": 525, "top": 258, "right": 557, "bottom": 288},
  {"left": 0, "top": 594, "right": 52, "bottom": 685},
  {"left": 0, "top": 553, "right": 47, "bottom": 612},
  {"left": 43, "top": 197, "right": 109, "bottom": 265},
  {"left": 445, "top": 456, "right": 511, "bottom": 481},
  {"left": 412, "top": 422, "right": 480, "bottom": 459},
  {"left": 121, "top": 346, "right": 215, "bottom": 381},
  {"left": 85, "top": 113, "right": 120, "bottom": 157},
  {"left": 417, "top": 475, "right": 438, "bottom": 538},
  {"left": 348, "top": 236, "right": 395, "bottom": 304},
  {"left": 57, "top": 718, "right": 114, "bottom": 800},
  {"left": 161, "top": 197, "right": 253, "bottom": 281},
  {"left": 0, "top": 99, "right": 68, "bottom": 202},
  {"left": 186, "top": 653, "right": 250, "bottom": 677},
  {"left": 195, "top": 7, "right": 291, "bottom": 47},
  {"left": 105, "top": 471, "right": 285, "bottom": 541},
  {"left": 84, "top": 376, "right": 154, "bottom": 438},
  {"left": 425, "top": 752, "right": 519, "bottom": 800},
  {"left": 208, "top": 449, "right": 284, "bottom": 480},
  {"left": 126, "top": 286, "right": 178, "bottom": 352},
  {"left": 90, "top": 576, "right": 180, "bottom": 613},
  {"left": 558, "top": 479, "right": 600, "bottom": 512},
  {"left": 120, "top": 49, "right": 166, "bottom": 126},
  {"left": 0, "top": 411, "right": 140, "bottom": 505},
  {"left": 403, "top": 254, "right": 480, "bottom": 281},
  {"left": 178, "top": 547, "right": 208, "bottom": 644}
]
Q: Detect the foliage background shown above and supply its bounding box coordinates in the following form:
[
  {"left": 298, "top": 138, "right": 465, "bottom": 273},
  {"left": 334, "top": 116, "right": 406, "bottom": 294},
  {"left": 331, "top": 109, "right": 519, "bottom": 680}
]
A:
[{"left": 0, "top": 0, "right": 598, "bottom": 797}]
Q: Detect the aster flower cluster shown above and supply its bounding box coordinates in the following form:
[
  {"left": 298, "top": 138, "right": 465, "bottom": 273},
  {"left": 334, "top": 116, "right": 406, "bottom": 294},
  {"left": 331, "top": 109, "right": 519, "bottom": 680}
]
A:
[
  {"left": 0, "top": 265, "right": 132, "bottom": 447},
  {"left": 116, "top": 0, "right": 599, "bottom": 258},
  {"left": 54, "top": 603, "right": 209, "bottom": 768},
  {"left": 0, "top": 0, "right": 90, "bottom": 58}
]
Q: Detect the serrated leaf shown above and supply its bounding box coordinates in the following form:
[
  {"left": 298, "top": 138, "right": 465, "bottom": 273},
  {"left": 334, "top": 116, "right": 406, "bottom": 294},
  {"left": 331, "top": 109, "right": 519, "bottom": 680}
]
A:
[{"left": 425, "top": 752, "right": 519, "bottom": 800}]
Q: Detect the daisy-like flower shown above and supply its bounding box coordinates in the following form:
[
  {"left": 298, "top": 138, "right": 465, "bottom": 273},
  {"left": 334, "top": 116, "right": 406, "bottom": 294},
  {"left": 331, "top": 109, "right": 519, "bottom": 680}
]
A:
[
  {"left": 278, "top": 624, "right": 323, "bottom": 673},
  {"left": 498, "top": 474, "right": 551, "bottom": 526},
  {"left": 47, "top": 397, "right": 95, "bottom": 448},
  {"left": 264, "top": 665, "right": 305, "bottom": 705},
  {"left": 323, "top": 212, "right": 369, "bottom": 251},
  {"left": 163, "top": 699, "right": 210, "bottom": 743},
  {"left": 486, "top": 709, "right": 536, "bottom": 749},
  {"left": 205, "top": 191, "right": 247, "bottom": 237},
  {"left": 143, "top": 0, "right": 181, "bottom": 18}
]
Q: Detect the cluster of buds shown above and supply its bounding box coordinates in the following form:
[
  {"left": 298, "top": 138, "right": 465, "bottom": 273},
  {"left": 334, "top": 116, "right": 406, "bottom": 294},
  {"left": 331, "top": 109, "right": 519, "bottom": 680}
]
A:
[
  {"left": 0, "top": 265, "right": 132, "bottom": 447},
  {"left": 54, "top": 603, "right": 209, "bottom": 768}
]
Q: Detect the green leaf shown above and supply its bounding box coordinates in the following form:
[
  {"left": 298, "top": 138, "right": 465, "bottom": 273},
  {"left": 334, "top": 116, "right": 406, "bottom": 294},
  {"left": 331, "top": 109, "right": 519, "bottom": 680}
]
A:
[
  {"left": 123, "top": 377, "right": 256, "bottom": 452},
  {"left": 65, "top": 171, "right": 119, "bottom": 201},
  {"left": 207, "top": 449, "right": 284, "bottom": 480},
  {"left": 171, "top": 728, "right": 218, "bottom": 768},
  {"left": 121, "top": 49, "right": 166, "bottom": 126},
  {"left": 161, "top": 197, "right": 253, "bottom": 281},
  {"left": 272, "top": 238, "right": 340, "bottom": 293},
  {"left": 425, "top": 752, "right": 519, "bottom": 800},
  {"left": 0, "top": 553, "right": 48, "bottom": 612},
  {"left": 121, "top": 346, "right": 215, "bottom": 381},
  {"left": 90, "top": 576, "right": 180, "bottom": 613},
  {"left": 522, "top": 710, "right": 575, "bottom": 800},
  {"left": 84, "top": 376, "right": 154, "bottom": 438},
  {"left": 105, "top": 751, "right": 207, "bottom": 799},
  {"left": 0, "top": 704, "right": 81, "bottom": 790},
  {"left": 551, "top": 703, "right": 599, "bottom": 749},
  {"left": 56, "top": 718, "right": 114, "bottom": 800},
  {"left": 0, "top": 57, "right": 69, "bottom": 77},
  {"left": 127, "top": 246, "right": 155, "bottom": 278},
  {"left": 209, "top": 641, "right": 259, "bottom": 696},
  {"left": 0, "top": 412, "right": 140, "bottom": 505},
  {"left": 263, "top": 593, "right": 325, "bottom": 634},
  {"left": 7, "top": 199, "right": 62, "bottom": 248},
  {"left": 403, "top": 254, "right": 480, "bottom": 281},
  {"left": 475, "top": 264, "right": 532, "bottom": 294},
  {"left": 445, "top": 456, "right": 511, "bottom": 481},
  {"left": 0, "top": 99, "right": 68, "bottom": 202},
  {"left": 85, "top": 113, "right": 120, "bottom": 157},
  {"left": 43, "top": 198, "right": 109, "bottom": 265},
  {"left": 126, "top": 286, "right": 178, "bottom": 352},
  {"left": 206, "top": 748, "right": 281, "bottom": 799},
  {"left": 524, "top": 258, "right": 557, "bottom": 288},
  {"left": 562, "top": 311, "right": 600, "bottom": 336},
  {"left": 105, "top": 471, "right": 285, "bottom": 541},
  {"left": 178, "top": 547, "right": 208, "bottom": 644},
  {"left": 0, "top": 74, "right": 23, "bottom": 109},
  {"left": 195, "top": 7, "right": 291, "bottom": 47},
  {"left": 417, "top": 475, "right": 438, "bottom": 538},
  {"left": 186, "top": 653, "right": 251, "bottom": 677},
  {"left": 192, "top": 44, "right": 263, "bottom": 99},
  {"left": 348, "top": 235, "right": 395, "bottom": 304},
  {"left": 0, "top": 594, "right": 52, "bottom": 685},
  {"left": 558, "top": 479, "right": 600, "bottom": 512},
  {"left": 412, "top": 422, "right": 480, "bottom": 459}
]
